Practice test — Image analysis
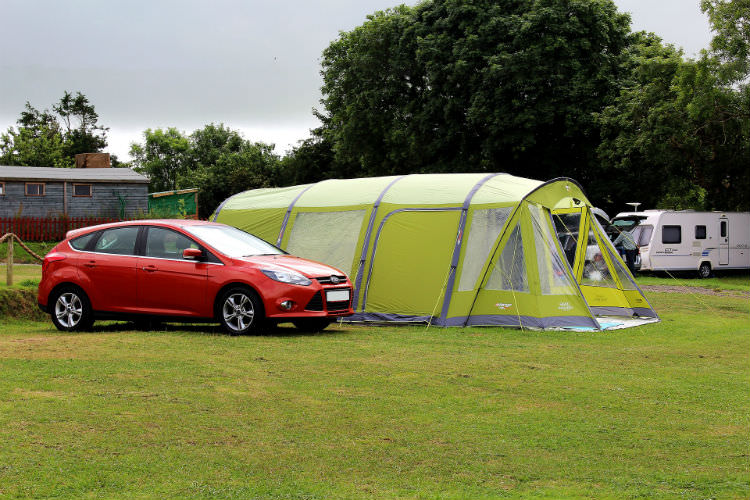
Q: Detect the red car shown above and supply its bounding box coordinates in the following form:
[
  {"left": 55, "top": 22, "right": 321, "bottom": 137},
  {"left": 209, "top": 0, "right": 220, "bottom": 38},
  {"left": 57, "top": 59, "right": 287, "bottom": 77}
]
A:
[{"left": 38, "top": 220, "right": 353, "bottom": 334}]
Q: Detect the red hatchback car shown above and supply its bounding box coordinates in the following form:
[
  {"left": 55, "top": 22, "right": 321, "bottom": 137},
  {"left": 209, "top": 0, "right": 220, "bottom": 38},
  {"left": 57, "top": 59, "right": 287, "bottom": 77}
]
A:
[{"left": 38, "top": 220, "right": 353, "bottom": 334}]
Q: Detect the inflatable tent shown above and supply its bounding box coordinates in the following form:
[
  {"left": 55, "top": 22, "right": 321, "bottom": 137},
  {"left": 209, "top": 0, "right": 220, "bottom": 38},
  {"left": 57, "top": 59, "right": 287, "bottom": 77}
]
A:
[{"left": 212, "top": 173, "right": 658, "bottom": 330}]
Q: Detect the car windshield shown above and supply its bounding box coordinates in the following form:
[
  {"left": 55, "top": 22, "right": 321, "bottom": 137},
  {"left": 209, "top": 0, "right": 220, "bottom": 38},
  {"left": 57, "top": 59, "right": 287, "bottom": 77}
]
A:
[{"left": 184, "top": 225, "right": 285, "bottom": 258}]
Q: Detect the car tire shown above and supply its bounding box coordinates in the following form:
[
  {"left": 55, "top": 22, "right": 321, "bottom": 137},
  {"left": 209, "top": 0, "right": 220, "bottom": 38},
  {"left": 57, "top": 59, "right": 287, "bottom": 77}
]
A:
[
  {"left": 218, "top": 286, "right": 264, "bottom": 335},
  {"left": 293, "top": 318, "right": 332, "bottom": 333},
  {"left": 50, "top": 285, "right": 94, "bottom": 332},
  {"left": 698, "top": 262, "right": 712, "bottom": 279}
]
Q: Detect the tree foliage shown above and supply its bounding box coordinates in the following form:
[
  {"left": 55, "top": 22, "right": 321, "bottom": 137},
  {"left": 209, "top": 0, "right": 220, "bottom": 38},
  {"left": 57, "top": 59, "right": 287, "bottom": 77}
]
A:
[
  {"left": 312, "top": 0, "right": 748, "bottom": 213},
  {"left": 130, "top": 124, "right": 280, "bottom": 218},
  {"left": 1, "top": 91, "right": 109, "bottom": 167},
  {"left": 596, "top": 3, "right": 749, "bottom": 212},
  {"left": 701, "top": 0, "right": 750, "bottom": 77},
  {"left": 319, "top": 0, "right": 631, "bottom": 185},
  {"left": 130, "top": 128, "right": 191, "bottom": 192}
]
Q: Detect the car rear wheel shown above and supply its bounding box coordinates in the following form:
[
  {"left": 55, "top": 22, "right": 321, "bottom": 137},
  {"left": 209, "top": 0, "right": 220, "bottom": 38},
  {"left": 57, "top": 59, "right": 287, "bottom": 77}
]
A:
[
  {"left": 293, "top": 318, "right": 332, "bottom": 332},
  {"left": 698, "top": 262, "right": 712, "bottom": 279},
  {"left": 51, "top": 286, "right": 93, "bottom": 332},
  {"left": 218, "top": 287, "right": 263, "bottom": 335}
]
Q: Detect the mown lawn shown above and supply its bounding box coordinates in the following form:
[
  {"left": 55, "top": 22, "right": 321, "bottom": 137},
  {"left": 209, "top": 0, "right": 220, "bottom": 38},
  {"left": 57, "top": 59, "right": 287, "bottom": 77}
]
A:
[
  {"left": 0, "top": 264, "right": 41, "bottom": 288},
  {"left": 0, "top": 287, "right": 748, "bottom": 499}
]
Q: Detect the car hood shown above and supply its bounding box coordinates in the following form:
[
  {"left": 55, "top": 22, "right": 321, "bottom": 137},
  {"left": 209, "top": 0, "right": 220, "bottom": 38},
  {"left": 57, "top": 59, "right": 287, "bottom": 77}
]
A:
[{"left": 239, "top": 255, "right": 347, "bottom": 279}]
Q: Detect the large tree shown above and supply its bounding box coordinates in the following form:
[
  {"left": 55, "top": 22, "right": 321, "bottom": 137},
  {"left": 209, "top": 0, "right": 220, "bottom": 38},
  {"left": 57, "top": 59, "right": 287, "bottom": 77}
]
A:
[
  {"left": 53, "top": 91, "right": 108, "bottom": 158},
  {"left": 319, "top": 0, "right": 631, "bottom": 182},
  {"left": 596, "top": 2, "right": 750, "bottom": 212},
  {"left": 130, "top": 124, "right": 281, "bottom": 217},
  {"left": 595, "top": 33, "right": 699, "bottom": 210},
  {"left": 180, "top": 124, "right": 281, "bottom": 218},
  {"left": 0, "top": 91, "right": 110, "bottom": 167},
  {"left": 130, "top": 128, "right": 191, "bottom": 192}
]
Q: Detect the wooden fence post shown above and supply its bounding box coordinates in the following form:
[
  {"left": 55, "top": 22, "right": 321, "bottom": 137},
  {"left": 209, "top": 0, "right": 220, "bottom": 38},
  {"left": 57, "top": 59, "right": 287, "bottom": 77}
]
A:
[{"left": 6, "top": 235, "right": 13, "bottom": 287}]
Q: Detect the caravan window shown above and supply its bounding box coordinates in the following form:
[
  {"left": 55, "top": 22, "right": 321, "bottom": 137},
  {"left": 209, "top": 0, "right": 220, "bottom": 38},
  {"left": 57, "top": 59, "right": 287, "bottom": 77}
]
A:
[
  {"left": 720, "top": 221, "right": 727, "bottom": 237},
  {"left": 662, "top": 225, "right": 681, "bottom": 244},
  {"left": 632, "top": 225, "right": 653, "bottom": 246},
  {"left": 695, "top": 225, "right": 706, "bottom": 240}
]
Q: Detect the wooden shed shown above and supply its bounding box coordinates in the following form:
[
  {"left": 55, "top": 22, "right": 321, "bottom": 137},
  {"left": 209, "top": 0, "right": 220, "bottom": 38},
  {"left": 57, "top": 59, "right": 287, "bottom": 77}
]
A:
[{"left": 0, "top": 165, "right": 149, "bottom": 218}]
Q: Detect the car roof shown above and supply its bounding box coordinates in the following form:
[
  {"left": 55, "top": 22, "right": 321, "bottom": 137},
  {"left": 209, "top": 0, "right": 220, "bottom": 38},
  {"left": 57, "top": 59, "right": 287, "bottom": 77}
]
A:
[{"left": 65, "top": 219, "right": 221, "bottom": 239}]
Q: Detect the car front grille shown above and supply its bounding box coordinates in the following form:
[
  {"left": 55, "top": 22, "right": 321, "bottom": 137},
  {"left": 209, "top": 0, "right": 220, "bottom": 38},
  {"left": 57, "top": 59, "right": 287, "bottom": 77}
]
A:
[
  {"left": 326, "top": 300, "right": 350, "bottom": 311},
  {"left": 305, "top": 291, "right": 324, "bottom": 311},
  {"left": 303, "top": 289, "right": 352, "bottom": 313},
  {"left": 314, "top": 275, "right": 347, "bottom": 284}
]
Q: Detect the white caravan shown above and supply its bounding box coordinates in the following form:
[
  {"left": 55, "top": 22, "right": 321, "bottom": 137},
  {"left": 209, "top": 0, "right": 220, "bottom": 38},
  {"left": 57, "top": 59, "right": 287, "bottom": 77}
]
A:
[{"left": 611, "top": 210, "right": 750, "bottom": 278}]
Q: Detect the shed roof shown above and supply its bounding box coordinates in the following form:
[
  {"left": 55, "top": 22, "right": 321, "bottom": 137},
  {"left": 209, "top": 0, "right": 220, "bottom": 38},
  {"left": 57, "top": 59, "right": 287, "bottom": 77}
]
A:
[{"left": 0, "top": 166, "right": 149, "bottom": 184}]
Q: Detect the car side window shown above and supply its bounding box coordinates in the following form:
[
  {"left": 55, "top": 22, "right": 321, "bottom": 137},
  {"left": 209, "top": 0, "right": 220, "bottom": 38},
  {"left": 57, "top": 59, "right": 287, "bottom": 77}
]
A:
[
  {"left": 145, "top": 227, "right": 199, "bottom": 260},
  {"left": 93, "top": 227, "right": 140, "bottom": 255}
]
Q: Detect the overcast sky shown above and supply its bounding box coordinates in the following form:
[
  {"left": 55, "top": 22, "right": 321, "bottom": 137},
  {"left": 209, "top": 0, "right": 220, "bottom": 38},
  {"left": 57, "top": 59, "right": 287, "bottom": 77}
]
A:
[{"left": 0, "top": 0, "right": 713, "bottom": 162}]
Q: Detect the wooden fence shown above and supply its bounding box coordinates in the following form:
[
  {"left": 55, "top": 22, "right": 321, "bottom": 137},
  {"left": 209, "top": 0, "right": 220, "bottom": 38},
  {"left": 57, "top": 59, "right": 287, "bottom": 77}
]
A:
[{"left": 0, "top": 217, "right": 124, "bottom": 242}]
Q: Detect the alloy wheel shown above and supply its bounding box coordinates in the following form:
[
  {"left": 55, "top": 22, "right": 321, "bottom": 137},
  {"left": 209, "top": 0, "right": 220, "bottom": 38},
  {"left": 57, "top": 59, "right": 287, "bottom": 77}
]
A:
[
  {"left": 222, "top": 293, "right": 255, "bottom": 332},
  {"left": 55, "top": 292, "right": 83, "bottom": 328}
]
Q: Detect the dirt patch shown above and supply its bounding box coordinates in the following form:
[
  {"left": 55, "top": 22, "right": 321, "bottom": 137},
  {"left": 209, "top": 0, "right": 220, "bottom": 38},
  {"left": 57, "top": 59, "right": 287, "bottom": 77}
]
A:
[{"left": 641, "top": 285, "right": 750, "bottom": 298}]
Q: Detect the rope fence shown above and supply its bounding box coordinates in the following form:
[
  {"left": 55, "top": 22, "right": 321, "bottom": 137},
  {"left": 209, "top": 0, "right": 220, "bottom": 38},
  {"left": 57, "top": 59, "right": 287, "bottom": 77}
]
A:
[{"left": 2, "top": 233, "right": 45, "bottom": 287}]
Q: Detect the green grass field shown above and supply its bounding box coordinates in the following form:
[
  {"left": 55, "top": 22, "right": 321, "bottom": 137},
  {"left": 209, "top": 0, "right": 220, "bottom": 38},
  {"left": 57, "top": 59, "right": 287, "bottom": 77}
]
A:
[
  {"left": 637, "top": 270, "right": 750, "bottom": 292},
  {"left": 0, "top": 272, "right": 748, "bottom": 499},
  {"left": 0, "top": 264, "right": 41, "bottom": 288}
]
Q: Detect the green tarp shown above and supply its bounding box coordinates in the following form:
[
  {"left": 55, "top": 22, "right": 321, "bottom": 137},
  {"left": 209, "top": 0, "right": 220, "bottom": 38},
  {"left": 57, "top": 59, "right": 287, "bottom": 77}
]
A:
[{"left": 148, "top": 189, "right": 198, "bottom": 219}]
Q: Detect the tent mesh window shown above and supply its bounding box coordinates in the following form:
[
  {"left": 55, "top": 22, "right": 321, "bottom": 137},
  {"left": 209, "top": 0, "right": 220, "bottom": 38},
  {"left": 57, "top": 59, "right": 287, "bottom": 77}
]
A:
[
  {"left": 458, "top": 207, "right": 513, "bottom": 291},
  {"left": 603, "top": 241, "right": 639, "bottom": 291},
  {"left": 486, "top": 223, "right": 529, "bottom": 292},
  {"left": 286, "top": 210, "right": 366, "bottom": 276},
  {"left": 553, "top": 212, "right": 582, "bottom": 268},
  {"left": 581, "top": 229, "right": 617, "bottom": 287},
  {"left": 529, "top": 205, "right": 578, "bottom": 295}
]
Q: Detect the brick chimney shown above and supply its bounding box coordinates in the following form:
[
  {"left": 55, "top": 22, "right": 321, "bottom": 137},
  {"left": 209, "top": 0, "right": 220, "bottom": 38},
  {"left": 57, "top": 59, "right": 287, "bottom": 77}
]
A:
[{"left": 75, "top": 153, "right": 111, "bottom": 168}]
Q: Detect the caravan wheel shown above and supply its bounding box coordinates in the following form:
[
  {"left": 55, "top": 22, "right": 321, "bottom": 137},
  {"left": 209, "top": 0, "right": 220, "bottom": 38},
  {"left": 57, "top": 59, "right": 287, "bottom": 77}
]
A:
[{"left": 698, "top": 262, "right": 712, "bottom": 279}]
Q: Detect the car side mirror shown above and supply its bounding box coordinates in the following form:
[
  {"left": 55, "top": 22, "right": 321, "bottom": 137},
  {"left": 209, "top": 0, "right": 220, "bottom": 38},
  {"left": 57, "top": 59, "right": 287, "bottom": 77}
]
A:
[{"left": 183, "top": 248, "right": 203, "bottom": 260}]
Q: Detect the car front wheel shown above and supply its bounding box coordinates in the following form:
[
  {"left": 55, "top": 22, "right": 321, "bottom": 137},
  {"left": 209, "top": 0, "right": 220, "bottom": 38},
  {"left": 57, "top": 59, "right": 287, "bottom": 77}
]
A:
[
  {"left": 218, "top": 287, "right": 263, "bottom": 335},
  {"left": 50, "top": 286, "right": 94, "bottom": 332}
]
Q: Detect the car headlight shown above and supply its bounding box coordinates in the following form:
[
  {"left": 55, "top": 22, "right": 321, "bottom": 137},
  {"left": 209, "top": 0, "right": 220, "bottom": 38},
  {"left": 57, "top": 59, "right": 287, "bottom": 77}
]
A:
[{"left": 261, "top": 269, "right": 311, "bottom": 286}]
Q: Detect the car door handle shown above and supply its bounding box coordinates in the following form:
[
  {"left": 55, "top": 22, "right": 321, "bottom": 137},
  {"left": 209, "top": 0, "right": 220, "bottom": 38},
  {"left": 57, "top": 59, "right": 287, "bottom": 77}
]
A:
[
  {"left": 142, "top": 265, "right": 158, "bottom": 272},
  {"left": 84, "top": 260, "right": 96, "bottom": 268}
]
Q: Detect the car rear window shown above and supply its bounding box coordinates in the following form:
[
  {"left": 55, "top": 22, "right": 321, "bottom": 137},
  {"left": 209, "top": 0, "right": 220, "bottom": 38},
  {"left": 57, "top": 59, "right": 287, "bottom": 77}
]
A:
[
  {"left": 93, "top": 227, "right": 140, "bottom": 255},
  {"left": 70, "top": 232, "right": 96, "bottom": 250}
]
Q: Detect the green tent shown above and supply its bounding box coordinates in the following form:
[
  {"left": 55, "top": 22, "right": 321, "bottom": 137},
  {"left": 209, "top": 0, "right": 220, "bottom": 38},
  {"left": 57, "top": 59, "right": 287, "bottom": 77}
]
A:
[{"left": 212, "top": 173, "right": 658, "bottom": 330}]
